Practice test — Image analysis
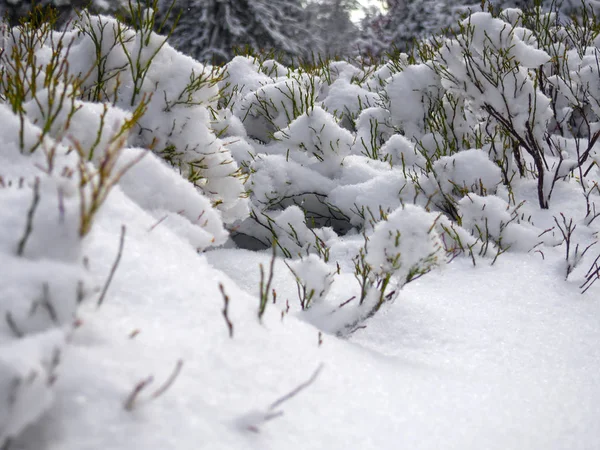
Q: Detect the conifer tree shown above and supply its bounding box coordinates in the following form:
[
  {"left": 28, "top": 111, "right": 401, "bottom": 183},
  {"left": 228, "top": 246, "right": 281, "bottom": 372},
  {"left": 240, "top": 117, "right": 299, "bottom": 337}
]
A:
[
  {"left": 0, "top": 0, "right": 122, "bottom": 26},
  {"left": 305, "top": 0, "right": 360, "bottom": 58},
  {"left": 162, "top": 0, "right": 313, "bottom": 64}
]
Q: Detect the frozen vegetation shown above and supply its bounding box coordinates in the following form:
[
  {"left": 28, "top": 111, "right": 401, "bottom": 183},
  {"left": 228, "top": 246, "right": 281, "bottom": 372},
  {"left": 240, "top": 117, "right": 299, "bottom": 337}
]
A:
[{"left": 2, "top": 1, "right": 600, "bottom": 448}]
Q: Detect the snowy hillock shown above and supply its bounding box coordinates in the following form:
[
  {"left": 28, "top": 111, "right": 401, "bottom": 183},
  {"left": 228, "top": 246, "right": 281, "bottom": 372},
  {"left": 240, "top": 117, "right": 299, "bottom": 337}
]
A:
[{"left": 2, "top": 2, "right": 600, "bottom": 449}]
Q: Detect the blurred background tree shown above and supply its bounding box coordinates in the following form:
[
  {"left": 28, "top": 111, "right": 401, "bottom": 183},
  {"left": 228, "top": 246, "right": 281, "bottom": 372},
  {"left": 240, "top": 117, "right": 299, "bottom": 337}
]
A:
[
  {"left": 1, "top": 0, "right": 594, "bottom": 63},
  {"left": 0, "top": 0, "right": 123, "bottom": 26},
  {"left": 158, "top": 0, "right": 318, "bottom": 64}
]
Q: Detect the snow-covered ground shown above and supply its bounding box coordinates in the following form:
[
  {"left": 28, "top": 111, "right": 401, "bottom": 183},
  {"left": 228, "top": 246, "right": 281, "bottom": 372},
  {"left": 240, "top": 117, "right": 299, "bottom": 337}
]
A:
[
  {"left": 8, "top": 180, "right": 600, "bottom": 450},
  {"left": 3, "top": 4, "right": 600, "bottom": 450}
]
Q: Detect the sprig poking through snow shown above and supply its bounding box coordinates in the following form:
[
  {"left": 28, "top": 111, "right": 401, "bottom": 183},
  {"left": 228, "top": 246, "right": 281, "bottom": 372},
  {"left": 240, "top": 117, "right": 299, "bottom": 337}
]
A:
[{"left": 235, "top": 364, "right": 324, "bottom": 433}]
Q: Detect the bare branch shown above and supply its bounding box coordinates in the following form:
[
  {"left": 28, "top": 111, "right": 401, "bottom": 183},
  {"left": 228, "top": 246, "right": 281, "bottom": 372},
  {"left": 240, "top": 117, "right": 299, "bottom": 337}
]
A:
[
  {"left": 151, "top": 359, "right": 184, "bottom": 400},
  {"left": 219, "top": 283, "right": 234, "bottom": 338},
  {"left": 97, "top": 225, "right": 126, "bottom": 307},
  {"left": 16, "top": 178, "right": 40, "bottom": 256},
  {"left": 269, "top": 363, "right": 324, "bottom": 411}
]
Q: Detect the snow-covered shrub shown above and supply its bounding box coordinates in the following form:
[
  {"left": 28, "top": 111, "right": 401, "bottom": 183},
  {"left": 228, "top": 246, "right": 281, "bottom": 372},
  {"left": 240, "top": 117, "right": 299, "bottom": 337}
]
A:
[
  {"left": 0, "top": 20, "right": 94, "bottom": 444},
  {"left": 3, "top": 5, "right": 600, "bottom": 428},
  {"left": 67, "top": 6, "right": 249, "bottom": 224},
  {"left": 115, "top": 148, "right": 229, "bottom": 249},
  {"left": 421, "top": 5, "right": 600, "bottom": 210},
  {"left": 238, "top": 205, "right": 336, "bottom": 258},
  {"left": 356, "top": 205, "right": 447, "bottom": 313},
  {"left": 0, "top": 5, "right": 241, "bottom": 445},
  {"left": 218, "top": 0, "right": 600, "bottom": 333},
  {"left": 384, "top": 63, "right": 443, "bottom": 141},
  {"left": 234, "top": 72, "right": 321, "bottom": 143},
  {"left": 321, "top": 77, "right": 380, "bottom": 130},
  {"left": 286, "top": 254, "right": 334, "bottom": 309},
  {"left": 417, "top": 149, "right": 503, "bottom": 220},
  {"left": 456, "top": 193, "right": 561, "bottom": 255},
  {"left": 352, "top": 106, "right": 395, "bottom": 161},
  {"left": 270, "top": 106, "right": 354, "bottom": 176}
]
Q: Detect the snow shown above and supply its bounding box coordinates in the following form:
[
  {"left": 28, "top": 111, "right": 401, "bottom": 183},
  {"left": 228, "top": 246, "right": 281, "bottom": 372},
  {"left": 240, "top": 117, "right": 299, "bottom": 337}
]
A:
[
  {"left": 12, "top": 201, "right": 596, "bottom": 450},
  {"left": 3, "top": 4, "right": 600, "bottom": 450}
]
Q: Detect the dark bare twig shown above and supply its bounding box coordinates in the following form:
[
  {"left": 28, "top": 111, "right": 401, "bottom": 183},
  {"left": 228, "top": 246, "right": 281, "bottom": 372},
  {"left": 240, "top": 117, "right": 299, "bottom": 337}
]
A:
[
  {"left": 337, "top": 296, "right": 356, "bottom": 309},
  {"left": 76, "top": 280, "right": 85, "bottom": 304},
  {"left": 41, "top": 283, "right": 58, "bottom": 323},
  {"left": 16, "top": 178, "right": 40, "bottom": 256},
  {"left": 97, "top": 225, "right": 126, "bottom": 307},
  {"left": 580, "top": 253, "right": 600, "bottom": 294},
  {"left": 219, "top": 283, "right": 234, "bottom": 338},
  {"left": 258, "top": 242, "right": 276, "bottom": 320},
  {"left": 5, "top": 312, "right": 23, "bottom": 338},
  {"left": 554, "top": 214, "right": 596, "bottom": 279},
  {"left": 584, "top": 183, "right": 600, "bottom": 225}
]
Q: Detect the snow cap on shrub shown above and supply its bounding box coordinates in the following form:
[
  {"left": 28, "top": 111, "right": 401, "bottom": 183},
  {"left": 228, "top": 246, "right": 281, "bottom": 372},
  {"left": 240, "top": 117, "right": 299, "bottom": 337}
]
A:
[
  {"left": 272, "top": 106, "right": 353, "bottom": 177},
  {"left": 366, "top": 205, "right": 446, "bottom": 284}
]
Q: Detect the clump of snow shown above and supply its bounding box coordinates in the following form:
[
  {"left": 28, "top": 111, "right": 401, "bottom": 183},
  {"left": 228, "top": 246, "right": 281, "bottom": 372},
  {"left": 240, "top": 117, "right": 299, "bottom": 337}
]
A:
[
  {"left": 352, "top": 107, "right": 394, "bottom": 160},
  {"left": 457, "top": 193, "right": 553, "bottom": 253},
  {"left": 66, "top": 13, "right": 249, "bottom": 224},
  {"left": 366, "top": 205, "right": 446, "bottom": 284},
  {"left": 286, "top": 254, "right": 335, "bottom": 309},
  {"left": 116, "top": 148, "right": 229, "bottom": 250},
  {"left": 424, "top": 149, "right": 503, "bottom": 200},
  {"left": 384, "top": 64, "right": 442, "bottom": 140},
  {"left": 234, "top": 74, "right": 321, "bottom": 143},
  {"left": 322, "top": 78, "right": 379, "bottom": 129},
  {"left": 271, "top": 106, "right": 353, "bottom": 177},
  {"left": 379, "top": 134, "right": 425, "bottom": 167},
  {"left": 465, "top": 12, "right": 552, "bottom": 69}
]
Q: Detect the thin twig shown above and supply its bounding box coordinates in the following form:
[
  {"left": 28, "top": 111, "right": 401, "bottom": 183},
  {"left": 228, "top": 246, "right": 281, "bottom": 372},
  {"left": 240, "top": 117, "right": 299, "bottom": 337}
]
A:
[
  {"left": 258, "top": 242, "right": 276, "bottom": 320},
  {"left": 269, "top": 363, "right": 324, "bottom": 411},
  {"left": 124, "top": 376, "right": 154, "bottom": 411},
  {"left": 219, "top": 283, "right": 234, "bottom": 338},
  {"left": 337, "top": 296, "right": 356, "bottom": 309},
  {"left": 580, "top": 253, "right": 600, "bottom": 294},
  {"left": 41, "top": 283, "right": 58, "bottom": 323},
  {"left": 97, "top": 225, "right": 126, "bottom": 307},
  {"left": 17, "top": 178, "right": 40, "bottom": 256},
  {"left": 5, "top": 312, "right": 23, "bottom": 338},
  {"left": 147, "top": 214, "right": 168, "bottom": 232},
  {"left": 151, "top": 359, "right": 184, "bottom": 399},
  {"left": 124, "top": 359, "right": 184, "bottom": 411}
]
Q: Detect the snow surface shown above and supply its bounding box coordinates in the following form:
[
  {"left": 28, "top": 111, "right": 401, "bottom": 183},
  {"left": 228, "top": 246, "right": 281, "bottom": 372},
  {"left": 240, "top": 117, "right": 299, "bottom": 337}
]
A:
[{"left": 9, "top": 185, "right": 600, "bottom": 450}]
